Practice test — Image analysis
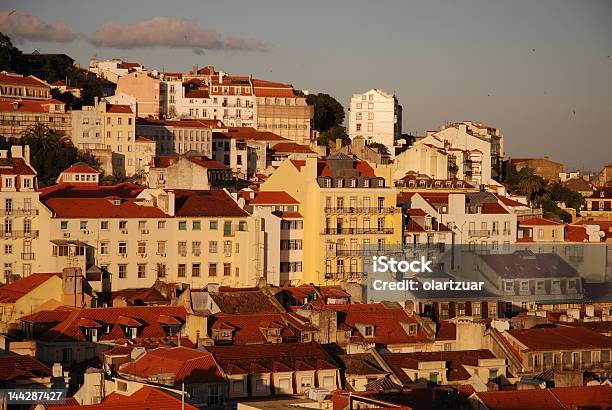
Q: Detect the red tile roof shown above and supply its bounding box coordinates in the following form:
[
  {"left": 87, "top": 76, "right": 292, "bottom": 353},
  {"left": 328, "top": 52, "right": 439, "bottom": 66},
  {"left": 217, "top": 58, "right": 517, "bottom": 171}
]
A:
[
  {"left": 250, "top": 191, "right": 299, "bottom": 205},
  {"left": 0, "top": 156, "right": 36, "bottom": 176},
  {"left": 382, "top": 349, "right": 495, "bottom": 384},
  {"left": 205, "top": 288, "right": 283, "bottom": 314},
  {"left": 214, "top": 127, "right": 287, "bottom": 141},
  {"left": 172, "top": 189, "right": 248, "bottom": 217},
  {"left": 211, "top": 312, "right": 317, "bottom": 344},
  {"left": 20, "top": 306, "right": 76, "bottom": 323},
  {"left": 323, "top": 303, "right": 430, "bottom": 345},
  {"left": 36, "top": 306, "right": 186, "bottom": 343},
  {"left": 481, "top": 202, "right": 509, "bottom": 214},
  {"left": 271, "top": 142, "right": 315, "bottom": 154},
  {"left": 0, "top": 352, "right": 51, "bottom": 381},
  {"left": 0, "top": 72, "right": 48, "bottom": 87},
  {"left": 564, "top": 225, "right": 590, "bottom": 242},
  {"left": 106, "top": 104, "right": 133, "bottom": 114},
  {"left": 479, "top": 252, "right": 579, "bottom": 279},
  {"left": 51, "top": 385, "right": 198, "bottom": 410},
  {"left": 497, "top": 196, "right": 529, "bottom": 207},
  {"left": 273, "top": 211, "right": 303, "bottom": 219},
  {"left": 61, "top": 163, "right": 99, "bottom": 174},
  {"left": 506, "top": 325, "right": 612, "bottom": 351},
  {"left": 0, "top": 98, "right": 64, "bottom": 113},
  {"left": 207, "top": 342, "right": 337, "bottom": 375},
  {"left": 135, "top": 135, "right": 155, "bottom": 143},
  {"left": 185, "top": 89, "right": 210, "bottom": 99},
  {"left": 118, "top": 347, "right": 225, "bottom": 384},
  {"left": 0, "top": 273, "right": 60, "bottom": 303},
  {"left": 474, "top": 385, "right": 612, "bottom": 410},
  {"left": 519, "top": 217, "right": 564, "bottom": 226}
]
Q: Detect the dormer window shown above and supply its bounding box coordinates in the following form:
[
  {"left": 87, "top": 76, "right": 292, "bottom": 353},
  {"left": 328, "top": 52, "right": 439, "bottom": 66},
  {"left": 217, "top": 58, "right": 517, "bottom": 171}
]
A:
[
  {"left": 364, "top": 325, "right": 374, "bottom": 337},
  {"left": 408, "top": 324, "right": 418, "bottom": 335}
]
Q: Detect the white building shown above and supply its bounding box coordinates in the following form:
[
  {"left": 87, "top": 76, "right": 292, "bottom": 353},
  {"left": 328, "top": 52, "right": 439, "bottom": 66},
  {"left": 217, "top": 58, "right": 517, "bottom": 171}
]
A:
[
  {"left": 88, "top": 59, "right": 144, "bottom": 84},
  {"left": 0, "top": 146, "right": 39, "bottom": 282},
  {"left": 348, "top": 89, "right": 402, "bottom": 158}
]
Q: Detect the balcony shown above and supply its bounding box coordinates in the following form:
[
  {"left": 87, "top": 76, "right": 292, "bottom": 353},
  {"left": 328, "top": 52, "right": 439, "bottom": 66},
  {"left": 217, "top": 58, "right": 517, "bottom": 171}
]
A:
[
  {"left": 0, "top": 209, "right": 38, "bottom": 216},
  {"left": 324, "top": 272, "right": 364, "bottom": 281},
  {"left": 0, "top": 230, "right": 39, "bottom": 238},
  {"left": 323, "top": 228, "right": 394, "bottom": 235},
  {"left": 468, "top": 230, "right": 490, "bottom": 237},
  {"left": 324, "top": 207, "right": 399, "bottom": 214},
  {"left": 21, "top": 253, "right": 35, "bottom": 260}
]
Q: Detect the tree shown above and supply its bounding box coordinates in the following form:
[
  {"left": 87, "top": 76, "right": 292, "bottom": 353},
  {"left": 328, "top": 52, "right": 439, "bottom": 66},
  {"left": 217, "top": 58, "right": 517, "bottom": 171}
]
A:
[
  {"left": 0, "top": 32, "right": 25, "bottom": 73},
  {"left": 306, "top": 93, "right": 345, "bottom": 132},
  {"left": 517, "top": 167, "right": 544, "bottom": 206},
  {"left": 317, "top": 125, "right": 349, "bottom": 147},
  {"left": 500, "top": 160, "right": 520, "bottom": 189},
  {"left": 3, "top": 124, "right": 99, "bottom": 187},
  {"left": 368, "top": 142, "right": 390, "bottom": 156}
]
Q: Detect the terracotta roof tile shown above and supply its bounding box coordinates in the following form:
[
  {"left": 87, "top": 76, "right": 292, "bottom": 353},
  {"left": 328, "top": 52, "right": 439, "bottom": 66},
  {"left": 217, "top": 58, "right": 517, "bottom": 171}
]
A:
[
  {"left": 0, "top": 273, "right": 60, "bottom": 303},
  {"left": 506, "top": 325, "right": 612, "bottom": 351},
  {"left": 250, "top": 191, "right": 299, "bottom": 205},
  {"left": 173, "top": 189, "right": 248, "bottom": 217}
]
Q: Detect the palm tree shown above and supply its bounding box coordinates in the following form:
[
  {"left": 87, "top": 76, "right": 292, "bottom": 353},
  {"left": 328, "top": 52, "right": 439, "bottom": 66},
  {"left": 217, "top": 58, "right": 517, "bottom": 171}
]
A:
[{"left": 517, "top": 167, "right": 543, "bottom": 206}]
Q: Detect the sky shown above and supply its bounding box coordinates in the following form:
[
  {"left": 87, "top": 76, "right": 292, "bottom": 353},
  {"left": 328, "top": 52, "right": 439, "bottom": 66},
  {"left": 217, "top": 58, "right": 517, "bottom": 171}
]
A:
[{"left": 1, "top": 0, "right": 611, "bottom": 171}]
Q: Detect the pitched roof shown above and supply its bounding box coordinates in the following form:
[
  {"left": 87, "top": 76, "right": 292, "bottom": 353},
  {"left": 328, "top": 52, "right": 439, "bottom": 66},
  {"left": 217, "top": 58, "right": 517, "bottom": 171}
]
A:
[
  {"left": 0, "top": 72, "right": 49, "bottom": 87},
  {"left": 323, "top": 303, "right": 430, "bottom": 345},
  {"left": 474, "top": 385, "right": 612, "bottom": 410},
  {"left": 0, "top": 351, "right": 52, "bottom": 381},
  {"left": 338, "top": 353, "right": 388, "bottom": 376},
  {"left": 250, "top": 191, "right": 299, "bottom": 205},
  {"left": 137, "top": 118, "right": 223, "bottom": 128},
  {"left": 271, "top": 142, "right": 315, "bottom": 154},
  {"left": 0, "top": 156, "right": 36, "bottom": 176},
  {"left": 106, "top": 104, "right": 133, "bottom": 114},
  {"left": 519, "top": 217, "right": 564, "bottom": 226},
  {"left": 479, "top": 251, "right": 579, "bottom": 279},
  {"left": 207, "top": 342, "right": 337, "bottom": 375},
  {"left": 206, "top": 288, "right": 283, "bottom": 314},
  {"left": 118, "top": 347, "right": 225, "bottom": 384},
  {"left": 210, "top": 312, "right": 317, "bottom": 344},
  {"left": 0, "top": 98, "right": 64, "bottom": 113},
  {"left": 172, "top": 189, "right": 248, "bottom": 217},
  {"left": 36, "top": 306, "right": 186, "bottom": 343},
  {"left": 61, "top": 162, "right": 99, "bottom": 174},
  {"left": 382, "top": 350, "right": 496, "bottom": 384},
  {"left": 49, "top": 385, "right": 199, "bottom": 410},
  {"left": 0, "top": 273, "right": 60, "bottom": 303},
  {"left": 506, "top": 325, "right": 612, "bottom": 351}
]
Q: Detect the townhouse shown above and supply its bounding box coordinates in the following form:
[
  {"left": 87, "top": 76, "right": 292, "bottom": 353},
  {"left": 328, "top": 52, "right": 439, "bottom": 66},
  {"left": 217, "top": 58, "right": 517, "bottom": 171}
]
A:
[
  {"left": 243, "top": 191, "right": 304, "bottom": 286},
  {"left": 71, "top": 100, "right": 145, "bottom": 176},
  {"left": 348, "top": 89, "right": 403, "bottom": 158},
  {"left": 117, "top": 346, "right": 226, "bottom": 408},
  {"left": 0, "top": 146, "right": 39, "bottom": 280},
  {"left": 147, "top": 155, "right": 231, "bottom": 190},
  {"left": 37, "top": 167, "right": 261, "bottom": 290},
  {"left": 500, "top": 325, "right": 611, "bottom": 375},
  {"left": 115, "top": 70, "right": 160, "bottom": 118},
  {"left": 261, "top": 153, "right": 403, "bottom": 284},
  {"left": 0, "top": 71, "right": 51, "bottom": 100},
  {"left": 410, "top": 192, "right": 517, "bottom": 246},
  {"left": 0, "top": 98, "right": 71, "bottom": 139},
  {"left": 207, "top": 342, "right": 340, "bottom": 399},
  {"left": 136, "top": 118, "right": 221, "bottom": 156},
  {"left": 88, "top": 58, "right": 144, "bottom": 84},
  {"left": 583, "top": 187, "right": 612, "bottom": 221}
]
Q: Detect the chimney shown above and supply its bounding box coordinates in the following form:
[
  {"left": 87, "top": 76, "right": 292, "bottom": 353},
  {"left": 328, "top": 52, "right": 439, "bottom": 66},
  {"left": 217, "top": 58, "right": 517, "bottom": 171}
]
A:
[
  {"left": 130, "top": 346, "right": 146, "bottom": 360},
  {"left": 52, "top": 363, "right": 63, "bottom": 378},
  {"left": 207, "top": 283, "right": 219, "bottom": 293},
  {"left": 166, "top": 190, "right": 176, "bottom": 216},
  {"left": 94, "top": 96, "right": 99, "bottom": 107},
  {"left": 10, "top": 145, "right": 23, "bottom": 159},
  {"left": 218, "top": 72, "right": 224, "bottom": 84}
]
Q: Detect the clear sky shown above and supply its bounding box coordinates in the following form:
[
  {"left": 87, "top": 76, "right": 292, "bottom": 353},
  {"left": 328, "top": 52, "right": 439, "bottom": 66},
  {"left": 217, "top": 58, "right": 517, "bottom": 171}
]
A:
[{"left": 1, "top": 0, "right": 611, "bottom": 170}]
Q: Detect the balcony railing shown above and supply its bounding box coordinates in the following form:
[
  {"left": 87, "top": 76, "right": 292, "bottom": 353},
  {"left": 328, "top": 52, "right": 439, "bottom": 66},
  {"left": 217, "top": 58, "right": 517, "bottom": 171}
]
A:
[
  {"left": 0, "top": 209, "right": 38, "bottom": 216},
  {"left": 468, "top": 229, "right": 490, "bottom": 237},
  {"left": 324, "top": 207, "right": 399, "bottom": 214},
  {"left": 324, "top": 272, "right": 364, "bottom": 280},
  {"left": 323, "top": 228, "right": 394, "bottom": 235},
  {"left": 0, "top": 230, "right": 39, "bottom": 238},
  {"left": 21, "top": 253, "right": 35, "bottom": 260}
]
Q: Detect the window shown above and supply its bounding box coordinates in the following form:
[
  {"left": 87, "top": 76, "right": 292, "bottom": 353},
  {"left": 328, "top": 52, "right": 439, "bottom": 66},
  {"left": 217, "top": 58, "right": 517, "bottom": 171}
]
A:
[
  {"left": 100, "top": 221, "right": 109, "bottom": 230},
  {"left": 364, "top": 325, "right": 374, "bottom": 337},
  {"left": 300, "top": 377, "right": 312, "bottom": 388},
  {"left": 224, "top": 241, "right": 232, "bottom": 254},
  {"left": 429, "top": 372, "right": 439, "bottom": 385},
  {"left": 178, "top": 264, "right": 186, "bottom": 277},
  {"left": 100, "top": 242, "right": 109, "bottom": 255},
  {"left": 209, "top": 263, "right": 217, "bottom": 277},
  {"left": 138, "top": 241, "right": 146, "bottom": 255},
  {"left": 224, "top": 263, "right": 231, "bottom": 276},
  {"left": 210, "top": 220, "right": 218, "bottom": 230},
  {"left": 137, "top": 264, "right": 146, "bottom": 278},
  {"left": 60, "top": 221, "right": 68, "bottom": 230},
  {"left": 157, "top": 263, "right": 167, "bottom": 278},
  {"left": 192, "top": 263, "right": 200, "bottom": 277},
  {"left": 536, "top": 280, "right": 545, "bottom": 292},
  {"left": 520, "top": 281, "right": 529, "bottom": 291},
  {"left": 4, "top": 244, "right": 12, "bottom": 254},
  {"left": 192, "top": 220, "right": 201, "bottom": 230},
  {"left": 158, "top": 220, "right": 167, "bottom": 230},
  {"left": 119, "top": 220, "right": 127, "bottom": 230},
  {"left": 209, "top": 241, "right": 218, "bottom": 253},
  {"left": 178, "top": 220, "right": 187, "bottom": 230},
  {"left": 192, "top": 241, "right": 201, "bottom": 256},
  {"left": 79, "top": 221, "right": 88, "bottom": 230},
  {"left": 488, "top": 369, "right": 498, "bottom": 381},
  {"left": 157, "top": 241, "right": 166, "bottom": 255},
  {"left": 118, "top": 242, "right": 127, "bottom": 254},
  {"left": 178, "top": 241, "right": 187, "bottom": 256},
  {"left": 118, "top": 264, "right": 127, "bottom": 278}
]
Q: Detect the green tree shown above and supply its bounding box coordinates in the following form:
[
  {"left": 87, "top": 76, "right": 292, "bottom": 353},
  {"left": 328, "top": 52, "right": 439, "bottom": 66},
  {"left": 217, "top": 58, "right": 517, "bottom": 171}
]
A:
[
  {"left": 317, "top": 125, "right": 349, "bottom": 147},
  {"left": 368, "top": 142, "right": 390, "bottom": 156},
  {"left": 517, "top": 167, "right": 544, "bottom": 206},
  {"left": 306, "top": 93, "right": 345, "bottom": 132},
  {"left": 0, "top": 32, "right": 25, "bottom": 73},
  {"left": 11, "top": 123, "right": 99, "bottom": 187}
]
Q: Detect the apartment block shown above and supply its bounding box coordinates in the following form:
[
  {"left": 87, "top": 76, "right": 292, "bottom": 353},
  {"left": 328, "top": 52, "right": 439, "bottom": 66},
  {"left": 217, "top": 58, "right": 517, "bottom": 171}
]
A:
[
  {"left": 348, "top": 89, "right": 402, "bottom": 158},
  {"left": 261, "top": 153, "right": 402, "bottom": 284},
  {"left": 136, "top": 118, "right": 220, "bottom": 157},
  {"left": 0, "top": 146, "right": 39, "bottom": 281},
  {"left": 0, "top": 98, "right": 71, "bottom": 139},
  {"left": 0, "top": 71, "right": 51, "bottom": 100}
]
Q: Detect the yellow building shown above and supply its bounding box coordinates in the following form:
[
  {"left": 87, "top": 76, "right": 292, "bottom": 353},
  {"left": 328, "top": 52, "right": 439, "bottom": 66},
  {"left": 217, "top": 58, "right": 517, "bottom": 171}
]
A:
[{"left": 261, "top": 153, "right": 402, "bottom": 284}]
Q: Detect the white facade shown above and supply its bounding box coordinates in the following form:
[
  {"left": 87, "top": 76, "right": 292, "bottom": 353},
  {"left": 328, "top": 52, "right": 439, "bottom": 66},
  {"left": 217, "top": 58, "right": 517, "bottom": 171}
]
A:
[{"left": 348, "top": 89, "right": 402, "bottom": 157}]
